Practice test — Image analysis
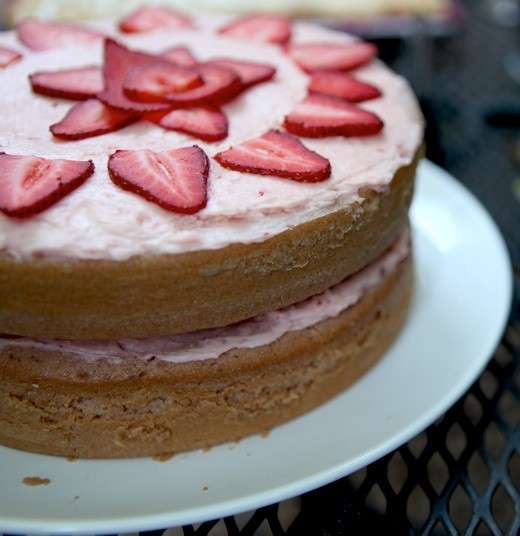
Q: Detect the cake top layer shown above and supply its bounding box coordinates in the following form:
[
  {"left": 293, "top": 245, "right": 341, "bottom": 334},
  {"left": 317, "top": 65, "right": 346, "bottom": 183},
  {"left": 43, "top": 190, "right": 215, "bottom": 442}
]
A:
[{"left": 0, "top": 12, "right": 423, "bottom": 261}]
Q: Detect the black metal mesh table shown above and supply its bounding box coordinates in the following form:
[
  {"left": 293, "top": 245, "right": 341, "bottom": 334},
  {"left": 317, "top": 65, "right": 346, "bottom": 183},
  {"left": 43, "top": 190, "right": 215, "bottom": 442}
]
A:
[{"left": 171, "top": 1, "right": 520, "bottom": 534}]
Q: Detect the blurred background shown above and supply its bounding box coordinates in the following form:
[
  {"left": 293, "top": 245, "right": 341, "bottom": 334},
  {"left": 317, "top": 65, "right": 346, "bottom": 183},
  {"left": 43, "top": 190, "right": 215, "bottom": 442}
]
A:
[{"left": 1, "top": 1, "right": 519, "bottom": 534}]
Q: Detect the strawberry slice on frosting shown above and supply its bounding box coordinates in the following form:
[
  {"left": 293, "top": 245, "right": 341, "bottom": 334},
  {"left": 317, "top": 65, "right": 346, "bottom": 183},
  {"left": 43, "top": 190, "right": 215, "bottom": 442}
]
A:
[
  {"left": 119, "top": 5, "right": 193, "bottom": 33},
  {"left": 150, "top": 107, "right": 228, "bottom": 142},
  {"left": 108, "top": 146, "right": 209, "bottom": 214},
  {"left": 17, "top": 18, "right": 103, "bottom": 51},
  {"left": 97, "top": 39, "right": 173, "bottom": 113},
  {"left": 124, "top": 61, "right": 241, "bottom": 107},
  {"left": 50, "top": 98, "right": 138, "bottom": 140},
  {"left": 0, "top": 46, "right": 22, "bottom": 69},
  {"left": 205, "top": 58, "right": 276, "bottom": 91},
  {"left": 309, "top": 72, "right": 381, "bottom": 103},
  {"left": 123, "top": 61, "right": 204, "bottom": 102},
  {"left": 287, "top": 41, "right": 377, "bottom": 73},
  {"left": 161, "top": 46, "right": 197, "bottom": 67},
  {"left": 0, "top": 153, "right": 94, "bottom": 218},
  {"left": 214, "top": 130, "right": 331, "bottom": 183},
  {"left": 219, "top": 15, "right": 291, "bottom": 46},
  {"left": 284, "top": 94, "right": 384, "bottom": 138},
  {"left": 30, "top": 66, "right": 104, "bottom": 101}
]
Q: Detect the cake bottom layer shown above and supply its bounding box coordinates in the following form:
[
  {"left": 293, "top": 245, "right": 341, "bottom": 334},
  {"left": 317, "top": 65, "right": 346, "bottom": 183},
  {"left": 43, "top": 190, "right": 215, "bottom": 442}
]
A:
[{"left": 0, "top": 251, "right": 413, "bottom": 458}]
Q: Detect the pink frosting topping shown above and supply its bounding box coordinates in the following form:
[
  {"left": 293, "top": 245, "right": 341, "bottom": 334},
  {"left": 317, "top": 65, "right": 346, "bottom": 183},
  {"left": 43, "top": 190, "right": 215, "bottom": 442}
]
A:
[
  {"left": 0, "top": 231, "right": 410, "bottom": 364},
  {"left": 0, "top": 16, "right": 423, "bottom": 261}
]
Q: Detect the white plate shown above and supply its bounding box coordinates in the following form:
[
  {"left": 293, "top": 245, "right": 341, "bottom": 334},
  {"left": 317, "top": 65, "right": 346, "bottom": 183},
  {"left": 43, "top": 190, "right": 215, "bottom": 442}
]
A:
[{"left": 0, "top": 161, "right": 512, "bottom": 535}]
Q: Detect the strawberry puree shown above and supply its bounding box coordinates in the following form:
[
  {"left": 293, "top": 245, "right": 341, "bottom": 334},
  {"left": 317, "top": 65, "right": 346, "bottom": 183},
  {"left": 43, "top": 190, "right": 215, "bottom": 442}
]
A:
[
  {"left": 0, "top": 16, "right": 423, "bottom": 260},
  {"left": 0, "top": 231, "right": 410, "bottom": 363}
]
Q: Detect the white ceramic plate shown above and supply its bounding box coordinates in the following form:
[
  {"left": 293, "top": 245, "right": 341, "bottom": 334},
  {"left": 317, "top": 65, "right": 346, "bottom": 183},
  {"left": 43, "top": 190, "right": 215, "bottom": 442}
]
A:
[{"left": 0, "top": 161, "right": 512, "bottom": 535}]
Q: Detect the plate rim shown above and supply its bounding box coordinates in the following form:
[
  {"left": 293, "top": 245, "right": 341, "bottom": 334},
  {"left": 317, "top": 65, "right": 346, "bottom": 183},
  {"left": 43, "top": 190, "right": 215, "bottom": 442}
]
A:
[{"left": 0, "top": 160, "right": 513, "bottom": 535}]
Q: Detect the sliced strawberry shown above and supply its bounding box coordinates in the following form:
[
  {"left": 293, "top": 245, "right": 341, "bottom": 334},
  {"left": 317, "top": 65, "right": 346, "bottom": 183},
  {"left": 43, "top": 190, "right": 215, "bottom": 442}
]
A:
[
  {"left": 206, "top": 58, "right": 276, "bottom": 90},
  {"left": 16, "top": 18, "right": 103, "bottom": 51},
  {"left": 161, "top": 46, "right": 197, "bottom": 66},
  {"left": 284, "top": 94, "right": 383, "bottom": 138},
  {"left": 309, "top": 72, "right": 381, "bottom": 103},
  {"left": 123, "top": 61, "right": 203, "bottom": 103},
  {"left": 97, "top": 39, "right": 172, "bottom": 113},
  {"left": 218, "top": 15, "right": 291, "bottom": 46},
  {"left": 288, "top": 41, "right": 377, "bottom": 73},
  {"left": 0, "top": 153, "right": 94, "bottom": 218},
  {"left": 0, "top": 46, "right": 22, "bottom": 69},
  {"left": 119, "top": 5, "right": 193, "bottom": 33},
  {"left": 29, "top": 66, "right": 103, "bottom": 100},
  {"left": 108, "top": 146, "right": 209, "bottom": 214},
  {"left": 125, "top": 63, "right": 241, "bottom": 107},
  {"left": 214, "top": 130, "right": 330, "bottom": 182},
  {"left": 50, "top": 98, "right": 138, "bottom": 140},
  {"left": 151, "top": 107, "right": 228, "bottom": 142}
]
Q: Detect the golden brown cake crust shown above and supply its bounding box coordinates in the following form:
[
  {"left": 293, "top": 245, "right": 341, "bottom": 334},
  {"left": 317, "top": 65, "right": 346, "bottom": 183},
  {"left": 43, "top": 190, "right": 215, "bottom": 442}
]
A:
[
  {"left": 0, "top": 255, "right": 412, "bottom": 458},
  {"left": 0, "top": 149, "right": 421, "bottom": 341}
]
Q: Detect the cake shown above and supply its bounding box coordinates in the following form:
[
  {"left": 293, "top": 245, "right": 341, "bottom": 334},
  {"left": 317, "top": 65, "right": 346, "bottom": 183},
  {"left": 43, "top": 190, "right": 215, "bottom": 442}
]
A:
[{"left": 0, "top": 6, "right": 424, "bottom": 458}]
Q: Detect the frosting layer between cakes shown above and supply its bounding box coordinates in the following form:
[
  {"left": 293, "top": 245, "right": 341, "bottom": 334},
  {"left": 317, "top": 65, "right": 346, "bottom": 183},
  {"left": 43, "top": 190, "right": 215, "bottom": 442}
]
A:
[
  {"left": 0, "top": 230, "right": 410, "bottom": 363},
  {"left": 0, "top": 16, "right": 423, "bottom": 261}
]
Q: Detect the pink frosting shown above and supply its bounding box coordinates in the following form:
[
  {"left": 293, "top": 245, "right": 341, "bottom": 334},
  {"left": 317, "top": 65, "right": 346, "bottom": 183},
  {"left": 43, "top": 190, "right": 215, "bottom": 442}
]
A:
[
  {"left": 0, "top": 231, "right": 410, "bottom": 364},
  {"left": 0, "top": 15, "right": 423, "bottom": 261}
]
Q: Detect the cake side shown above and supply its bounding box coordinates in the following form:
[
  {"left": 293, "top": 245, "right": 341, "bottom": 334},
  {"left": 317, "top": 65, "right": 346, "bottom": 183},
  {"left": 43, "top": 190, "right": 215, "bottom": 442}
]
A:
[{"left": 0, "top": 251, "right": 413, "bottom": 458}]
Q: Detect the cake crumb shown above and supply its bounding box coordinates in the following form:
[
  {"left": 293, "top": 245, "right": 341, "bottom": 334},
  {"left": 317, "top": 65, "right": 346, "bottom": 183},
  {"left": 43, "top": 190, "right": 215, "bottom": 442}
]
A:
[
  {"left": 203, "top": 485, "right": 208, "bottom": 491},
  {"left": 261, "top": 429, "right": 271, "bottom": 438},
  {"left": 152, "top": 452, "right": 175, "bottom": 462},
  {"left": 23, "top": 476, "right": 50, "bottom": 487},
  {"left": 66, "top": 456, "right": 78, "bottom": 462}
]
